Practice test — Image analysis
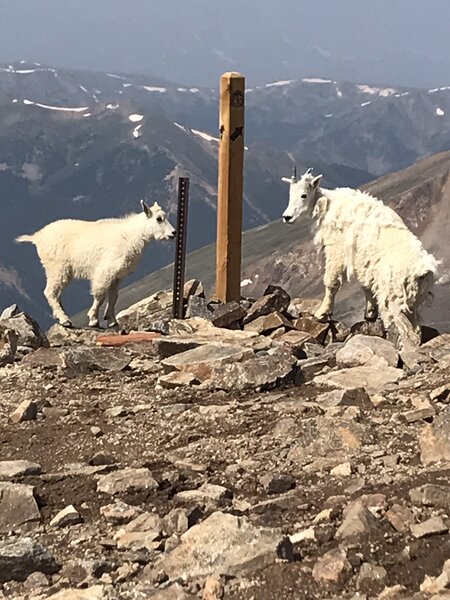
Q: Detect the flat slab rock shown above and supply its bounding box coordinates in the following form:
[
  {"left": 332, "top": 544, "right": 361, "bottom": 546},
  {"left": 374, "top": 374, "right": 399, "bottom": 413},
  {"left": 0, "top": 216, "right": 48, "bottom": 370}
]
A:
[
  {"left": 0, "top": 482, "right": 41, "bottom": 533},
  {"left": 206, "top": 349, "right": 298, "bottom": 391},
  {"left": 336, "top": 334, "right": 399, "bottom": 368},
  {"left": 0, "top": 460, "right": 42, "bottom": 480},
  {"left": 22, "top": 346, "right": 132, "bottom": 372},
  {"left": 162, "top": 343, "right": 254, "bottom": 381},
  {"left": 314, "top": 365, "right": 404, "bottom": 393},
  {"left": 153, "top": 511, "right": 284, "bottom": 580},
  {"left": 96, "top": 468, "right": 158, "bottom": 495},
  {"left": 419, "top": 407, "right": 450, "bottom": 465}
]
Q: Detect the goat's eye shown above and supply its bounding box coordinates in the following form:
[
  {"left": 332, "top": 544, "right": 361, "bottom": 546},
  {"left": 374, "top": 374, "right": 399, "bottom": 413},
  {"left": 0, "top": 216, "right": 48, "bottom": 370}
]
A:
[
  {"left": 301, "top": 194, "right": 307, "bottom": 199},
  {"left": 157, "top": 216, "right": 163, "bottom": 223}
]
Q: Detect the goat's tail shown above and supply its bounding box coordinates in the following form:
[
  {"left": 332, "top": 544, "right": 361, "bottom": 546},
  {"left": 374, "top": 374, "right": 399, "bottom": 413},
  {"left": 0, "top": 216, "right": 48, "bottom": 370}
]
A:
[{"left": 15, "top": 234, "right": 35, "bottom": 244}]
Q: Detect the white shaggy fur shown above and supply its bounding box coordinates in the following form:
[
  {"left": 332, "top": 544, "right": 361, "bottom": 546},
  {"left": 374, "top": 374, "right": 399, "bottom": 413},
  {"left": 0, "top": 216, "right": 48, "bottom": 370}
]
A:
[
  {"left": 282, "top": 169, "right": 439, "bottom": 348},
  {"left": 16, "top": 201, "right": 176, "bottom": 328}
]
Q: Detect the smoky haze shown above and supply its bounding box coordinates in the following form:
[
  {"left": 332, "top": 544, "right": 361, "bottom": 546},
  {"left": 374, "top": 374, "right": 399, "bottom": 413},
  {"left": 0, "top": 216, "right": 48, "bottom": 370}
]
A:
[{"left": 1, "top": 0, "right": 450, "bottom": 87}]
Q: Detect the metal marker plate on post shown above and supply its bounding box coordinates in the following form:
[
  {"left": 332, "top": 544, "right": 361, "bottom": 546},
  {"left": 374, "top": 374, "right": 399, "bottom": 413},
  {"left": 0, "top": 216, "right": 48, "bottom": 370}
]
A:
[{"left": 172, "top": 177, "right": 190, "bottom": 319}]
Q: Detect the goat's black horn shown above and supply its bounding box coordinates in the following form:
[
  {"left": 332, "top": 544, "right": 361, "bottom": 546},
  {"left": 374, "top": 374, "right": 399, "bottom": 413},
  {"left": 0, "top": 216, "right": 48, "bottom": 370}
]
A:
[
  {"left": 293, "top": 165, "right": 297, "bottom": 179},
  {"left": 306, "top": 167, "right": 313, "bottom": 175}
]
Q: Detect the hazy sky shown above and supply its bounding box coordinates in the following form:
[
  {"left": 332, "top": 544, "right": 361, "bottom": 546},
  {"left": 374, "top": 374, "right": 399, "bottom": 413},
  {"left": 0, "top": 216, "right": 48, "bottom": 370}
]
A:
[{"left": 1, "top": 0, "right": 450, "bottom": 86}]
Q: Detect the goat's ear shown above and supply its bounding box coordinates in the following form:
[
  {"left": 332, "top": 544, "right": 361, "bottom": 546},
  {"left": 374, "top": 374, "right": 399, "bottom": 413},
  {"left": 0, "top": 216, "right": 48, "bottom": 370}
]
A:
[
  {"left": 140, "top": 199, "right": 152, "bottom": 217},
  {"left": 281, "top": 177, "right": 292, "bottom": 184},
  {"left": 312, "top": 175, "right": 323, "bottom": 189}
]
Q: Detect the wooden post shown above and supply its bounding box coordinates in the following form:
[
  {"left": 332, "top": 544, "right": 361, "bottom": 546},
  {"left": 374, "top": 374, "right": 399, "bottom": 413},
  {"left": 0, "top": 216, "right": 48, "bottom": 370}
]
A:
[{"left": 216, "top": 72, "right": 245, "bottom": 302}]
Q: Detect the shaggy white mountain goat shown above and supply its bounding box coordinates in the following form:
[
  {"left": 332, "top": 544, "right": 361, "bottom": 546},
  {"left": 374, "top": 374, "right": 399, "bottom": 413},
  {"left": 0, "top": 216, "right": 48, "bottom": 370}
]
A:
[
  {"left": 16, "top": 201, "right": 176, "bottom": 328},
  {"left": 281, "top": 168, "right": 439, "bottom": 348}
]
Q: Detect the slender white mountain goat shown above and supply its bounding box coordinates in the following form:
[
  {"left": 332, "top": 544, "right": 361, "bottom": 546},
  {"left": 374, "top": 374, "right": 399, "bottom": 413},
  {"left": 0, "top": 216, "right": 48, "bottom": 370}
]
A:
[
  {"left": 281, "top": 168, "right": 438, "bottom": 348},
  {"left": 16, "top": 201, "right": 176, "bottom": 328}
]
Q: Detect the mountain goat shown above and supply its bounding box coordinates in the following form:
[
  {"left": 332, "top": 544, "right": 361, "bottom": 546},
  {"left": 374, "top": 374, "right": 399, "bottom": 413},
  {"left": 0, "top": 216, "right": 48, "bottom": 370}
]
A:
[
  {"left": 281, "top": 168, "right": 438, "bottom": 348},
  {"left": 16, "top": 201, "right": 176, "bottom": 328}
]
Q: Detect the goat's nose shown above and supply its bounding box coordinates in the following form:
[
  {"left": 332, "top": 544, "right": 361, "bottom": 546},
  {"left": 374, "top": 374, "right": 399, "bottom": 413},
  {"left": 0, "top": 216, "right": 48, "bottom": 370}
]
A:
[
  {"left": 283, "top": 215, "right": 292, "bottom": 223},
  {"left": 170, "top": 230, "right": 176, "bottom": 238}
]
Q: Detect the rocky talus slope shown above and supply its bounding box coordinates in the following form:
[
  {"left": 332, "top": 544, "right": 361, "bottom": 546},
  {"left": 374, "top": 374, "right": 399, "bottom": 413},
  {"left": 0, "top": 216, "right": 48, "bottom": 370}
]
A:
[{"left": 0, "top": 285, "right": 450, "bottom": 599}]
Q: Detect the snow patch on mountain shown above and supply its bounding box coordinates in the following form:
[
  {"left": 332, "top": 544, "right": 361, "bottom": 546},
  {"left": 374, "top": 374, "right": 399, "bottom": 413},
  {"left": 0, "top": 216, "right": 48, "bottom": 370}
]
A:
[
  {"left": 357, "top": 84, "right": 397, "bottom": 96},
  {"left": 128, "top": 114, "right": 144, "bottom": 123},
  {"left": 23, "top": 99, "right": 89, "bottom": 112},
  {"left": 191, "top": 129, "right": 220, "bottom": 143}
]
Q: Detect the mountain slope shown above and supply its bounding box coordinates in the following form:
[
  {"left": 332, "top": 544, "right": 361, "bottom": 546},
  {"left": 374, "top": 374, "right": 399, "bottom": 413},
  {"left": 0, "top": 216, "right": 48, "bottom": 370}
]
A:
[{"left": 114, "top": 151, "right": 450, "bottom": 331}]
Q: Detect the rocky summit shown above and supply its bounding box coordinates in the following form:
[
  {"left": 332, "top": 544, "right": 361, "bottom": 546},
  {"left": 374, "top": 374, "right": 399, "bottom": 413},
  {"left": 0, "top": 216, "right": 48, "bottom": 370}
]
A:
[{"left": 1, "top": 283, "right": 450, "bottom": 599}]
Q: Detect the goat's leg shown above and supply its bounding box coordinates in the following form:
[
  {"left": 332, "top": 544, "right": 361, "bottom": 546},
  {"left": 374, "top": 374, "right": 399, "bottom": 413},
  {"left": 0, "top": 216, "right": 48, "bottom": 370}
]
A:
[
  {"left": 315, "top": 262, "right": 343, "bottom": 322},
  {"left": 380, "top": 302, "right": 421, "bottom": 350},
  {"left": 87, "top": 282, "right": 107, "bottom": 328},
  {"left": 44, "top": 275, "right": 72, "bottom": 327},
  {"left": 363, "top": 288, "right": 379, "bottom": 321},
  {"left": 103, "top": 279, "right": 120, "bottom": 328}
]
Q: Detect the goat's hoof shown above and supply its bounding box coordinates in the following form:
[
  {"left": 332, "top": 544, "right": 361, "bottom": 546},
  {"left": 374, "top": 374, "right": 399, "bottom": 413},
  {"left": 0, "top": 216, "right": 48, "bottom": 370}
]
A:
[
  {"left": 314, "top": 311, "right": 331, "bottom": 323},
  {"left": 364, "top": 311, "right": 378, "bottom": 322},
  {"left": 60, "top": 320, "right": 73, "bottom": 329},
  {"left": 88, "top": 320, "right": 100, "bottom": 328},
  {"left": 107, "top": 321, "right": 119, "bottom": 329}
]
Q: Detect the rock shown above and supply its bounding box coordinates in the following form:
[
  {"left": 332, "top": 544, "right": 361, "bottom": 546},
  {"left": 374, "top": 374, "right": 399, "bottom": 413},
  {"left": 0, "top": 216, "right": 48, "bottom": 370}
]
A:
[
  {"left": 410, "top": 516, "right": 448, "bottom": 538},
  {"left": 117, "top": 289, "right": 173, "bottom": 331},
  {"left": 207, "top": 348, "right": 298, "bottom": 391},
  {"left": 421, "top": 333, "right": 450, "bottom": 361},
  {"left": 175, "top": 483, "right": 232, "bottom": 508},
  {"left": 116, "top": 529, "right": 161, "bottom": 551},
  {"left": 293, "top": 316, "right": 330, "bottom": 344},
  {"left": 96, "top": 468, "right": 158, "bottom": 495},
  {"left": 0, "top": 537, "right": 59, "bottom": 582},
  {"left": 430, "top": 384, "right": 450, "bottom": 402},
  {"left": 350, "top": 320, "right": 386, "bottom": 338},
  {"left": 298, "top": 356, "right": 330, "bottom": 380},
  {"left": 277, "top": 330, "right": 313, "bottom": 357},
  {"left": 317, "top": 388, "right": 373, "bottom": 411},
  {"left": 154, "top": 337, "right": 203, "bottom": 359},
  {"left": 0, "top": 309, "right": 49, "bottom": 349},
  {"left": 243, "top": 290, "right": 290, "bottom": 325},
  {"left": 336, "top": 501, "right": 376, "bottom": 540},
  {"left": 336, "top": 334, "right": 399, "bottom": 368},
  {"left": 312, "top": 547, "right": 352, "bottom": 584},
  {"left": 184, "top": 279, "right": 205, "bottom": 299},
  {"left": 409, "top": 484, "right": 450, "bottom": 509},
  {"left": 419, "top": 407, "right": 450, "bottom": 465},
  {"left": 100, "top": 500, "right": 142, "bottom": 524},
  {"left": 386, "top": 504, "right": 414, "bottom": 532},
  {"left": 89, "top": 451, "right": 116, "bottom": 466},
  {"left": 46, "top": 324, "right": 100, "bottom": 347},
  {"left": 43, "top": 586, "right": 106, "bottom": 600},
  {"left": 330, "top": 320, "right": 351, "bottom": 343},
  {"left": 0, "top": 482, "right": 40, "bottom": 532},
  {"left": 314, "top": 365, "right": 403, "bottom": 394},
  {"left": 49, "top": 505, "right": 81, "bottom": 528},
  {"left": 202, "top": 576, "right": 224, "bottom": 600},
  {"left": 185, "top": 297, "right": 213, "bottom": 320},
  {"left": 402, "top": 398, "right": 435, "bottom": 422},
  {"left": 377, "top": 585, "right": 408, "bottom": 599},
  {"left": 123, "top": 511, "right": 163, "bottom": 534},
  {"left": 0, "top": 327, "right": 17, "bottom": 367},
  {"left": 420, "top": 558, "right": 450, "bottom": 594},
  {"left": 163, "top": 507, "right": 203, "bottom": 536},
  {"left": 159, "top": 371, "right": 199, "bottom": 388},
  {"left": 0, "top": 460, "right": 41, "bottom": 480},
  {"left": 162, "top": 343, "right": 254, "bottom": 381},
  {"left": 211, "top": 301, "right": 247, "bottom": 328},
  {"left": 244, "top": 312, "right": 292, "bottom": 335},
  {"left": 9, "top": 400, "right": 38, "bottom": 424},
  {"left": 259, "top": 473, "right": 296, "bottom": 494},
  {"left": 330, "top": 462, "right": 352, "bottom": 477},
  {"left": 154, "top": 511, "right": 286, "bottom": 580},
  {"left": 357, "top": 562, "right": 387, "bottom": 593},
  {"left": 22, "top": 346, "right": 132, "bottom": 373}
]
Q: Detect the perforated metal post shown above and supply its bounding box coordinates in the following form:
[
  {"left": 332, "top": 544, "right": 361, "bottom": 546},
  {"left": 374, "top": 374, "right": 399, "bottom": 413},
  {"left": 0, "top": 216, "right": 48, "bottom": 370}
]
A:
[{"left": 172, "top": 177, "right": 190, "bottom": 319}]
